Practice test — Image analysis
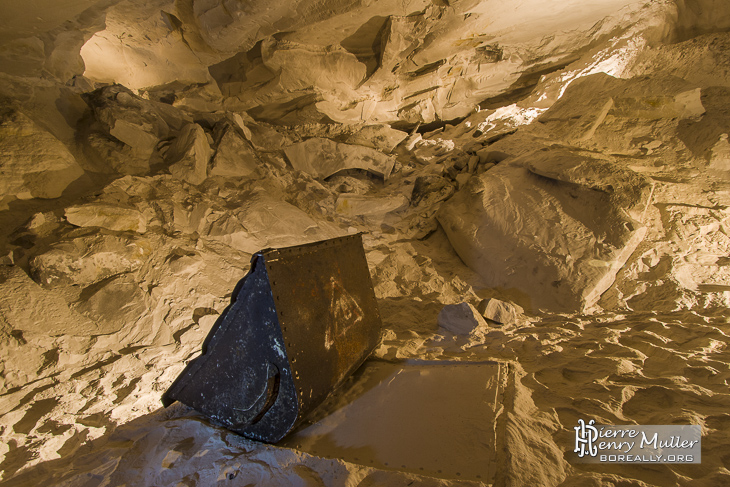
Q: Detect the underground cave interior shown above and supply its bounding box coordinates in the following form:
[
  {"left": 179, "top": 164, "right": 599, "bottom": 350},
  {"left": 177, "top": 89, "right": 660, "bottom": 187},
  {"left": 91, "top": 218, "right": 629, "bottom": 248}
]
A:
[{"left": 2, "top": 0, "right": 730, "bottom": 485}]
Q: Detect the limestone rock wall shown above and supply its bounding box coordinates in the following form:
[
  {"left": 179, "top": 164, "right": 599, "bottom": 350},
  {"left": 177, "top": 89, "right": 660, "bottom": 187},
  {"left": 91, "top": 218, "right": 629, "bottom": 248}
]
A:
[{"left": 2, "top": 1, "right": 730, "bottom": 486}]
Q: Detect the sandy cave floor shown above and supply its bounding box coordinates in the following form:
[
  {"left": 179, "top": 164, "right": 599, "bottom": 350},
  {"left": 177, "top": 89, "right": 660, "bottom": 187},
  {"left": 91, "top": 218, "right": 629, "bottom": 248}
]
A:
[
  {"left": 2, "top": 8, "right": 730, "bottom": 484},
  {"left": 0, "top": 157, "right": 729, "bottom": 486}
]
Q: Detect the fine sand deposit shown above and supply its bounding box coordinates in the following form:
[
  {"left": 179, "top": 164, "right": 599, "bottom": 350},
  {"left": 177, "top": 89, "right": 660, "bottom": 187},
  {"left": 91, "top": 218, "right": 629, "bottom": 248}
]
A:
[{"left": 1, "top": 1, "right": 730, "bottom": 485}]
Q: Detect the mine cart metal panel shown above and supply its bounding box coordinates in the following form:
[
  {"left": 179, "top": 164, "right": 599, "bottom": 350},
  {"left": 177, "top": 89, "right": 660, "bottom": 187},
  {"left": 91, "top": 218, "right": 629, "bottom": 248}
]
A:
[{"left": 162, "top": 234, "right": 382, "bottom": 443}]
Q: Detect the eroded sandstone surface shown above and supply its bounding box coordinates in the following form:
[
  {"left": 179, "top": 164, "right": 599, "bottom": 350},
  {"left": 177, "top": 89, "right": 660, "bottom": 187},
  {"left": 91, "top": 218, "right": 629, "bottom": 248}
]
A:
[{"left": 2, "top": 1, "right": 730, "bottom": 486}]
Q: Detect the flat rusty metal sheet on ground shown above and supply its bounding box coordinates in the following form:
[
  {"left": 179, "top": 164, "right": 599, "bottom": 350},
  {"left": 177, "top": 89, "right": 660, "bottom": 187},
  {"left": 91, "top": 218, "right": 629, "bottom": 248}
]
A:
[{"left": 281, "top": 360, "right": 512, "bottom": 482}]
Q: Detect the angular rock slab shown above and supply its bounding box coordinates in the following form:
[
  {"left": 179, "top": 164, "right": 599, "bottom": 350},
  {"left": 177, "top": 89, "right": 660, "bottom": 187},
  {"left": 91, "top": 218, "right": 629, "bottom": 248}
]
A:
[
  {"left": 0, "top": 109, "right": 83, "bottom": 200},
  {"left": 345, "top": 124, "right": 408, "bottom": 153},
  {"left": 209, "top": 124, "right": 259, "bottom": 177},
  {"left": 234, "top": 189, "right": 339, "bottom": 249},
  {"left": 65, "top": 203, "right": 149, "bottom": 233},
  {"left": 166, "top": 123, "right": 212, "bottom": 185},
  {"left": 437, "top": 149, "right": 652, "bottom": 312},
  {"left": 281, "top": 360, "right": 510, "bottom": 482},
  {"left": 163, "top": 234, "right": 382, "bottom": 443},
  {"left": 284, "top": 138, "right": 395, "bottom": 179}
]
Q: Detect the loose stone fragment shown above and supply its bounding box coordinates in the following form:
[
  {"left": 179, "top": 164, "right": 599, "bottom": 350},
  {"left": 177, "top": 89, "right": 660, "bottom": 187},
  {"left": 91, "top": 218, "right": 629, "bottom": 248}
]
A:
[{"left": 437, "top": 302, "right": 487, "bottom": 335}]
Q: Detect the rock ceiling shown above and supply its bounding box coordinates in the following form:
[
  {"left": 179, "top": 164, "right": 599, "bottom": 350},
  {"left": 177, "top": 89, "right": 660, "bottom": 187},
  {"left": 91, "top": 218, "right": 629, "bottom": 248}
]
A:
[{"left": 2, "top": 0, "right": 730, "bottom": 485}]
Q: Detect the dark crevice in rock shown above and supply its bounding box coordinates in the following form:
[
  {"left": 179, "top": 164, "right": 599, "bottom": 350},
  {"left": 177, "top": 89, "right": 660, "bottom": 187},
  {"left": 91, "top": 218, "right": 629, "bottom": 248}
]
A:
[
  {"left": 340, "top": 15, "right": 389, "bottom": 80},
  {"left": 479, "top": 56, "right": 580, "bottom": 110}
]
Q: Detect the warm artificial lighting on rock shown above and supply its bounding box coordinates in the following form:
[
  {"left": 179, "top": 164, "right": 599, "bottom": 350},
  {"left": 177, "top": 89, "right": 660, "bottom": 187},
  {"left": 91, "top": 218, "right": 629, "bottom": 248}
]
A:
[{"left": 1, "top": 0, "right": 730, "bottom": 485}]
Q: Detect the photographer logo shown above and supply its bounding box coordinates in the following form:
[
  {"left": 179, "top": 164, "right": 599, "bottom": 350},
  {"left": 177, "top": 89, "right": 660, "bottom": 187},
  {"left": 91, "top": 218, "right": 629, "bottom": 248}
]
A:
[{"left": 572, "top": 420, "right": 701, "bottom": 464}]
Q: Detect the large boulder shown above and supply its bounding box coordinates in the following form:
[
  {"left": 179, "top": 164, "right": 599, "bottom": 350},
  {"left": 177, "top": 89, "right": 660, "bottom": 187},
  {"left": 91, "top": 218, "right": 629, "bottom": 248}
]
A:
[
  {"left": 437, "top": 148, "right": 653, "bottom": 312},
  {"left": 0, "top": 108, "right": 83, "bottom": 201}
]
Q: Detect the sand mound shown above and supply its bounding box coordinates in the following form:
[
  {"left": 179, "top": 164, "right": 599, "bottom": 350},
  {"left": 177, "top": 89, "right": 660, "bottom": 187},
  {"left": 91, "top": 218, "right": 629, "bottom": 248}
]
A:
[{"left": 2, "top": 2, "right": 730, "bottom": 486}]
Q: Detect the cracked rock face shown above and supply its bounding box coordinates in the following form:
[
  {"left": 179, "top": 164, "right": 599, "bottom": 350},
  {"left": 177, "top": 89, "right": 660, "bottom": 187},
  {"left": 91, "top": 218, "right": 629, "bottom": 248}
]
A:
[
  {"left": 3, "top": 1, "right": 730, "bottom": 486},
  {"left": 0, "top": 109, "right": 84, "bottom": 204},
  {"left": 438, "top": 146, "right": 653, "bottom": 312}
]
